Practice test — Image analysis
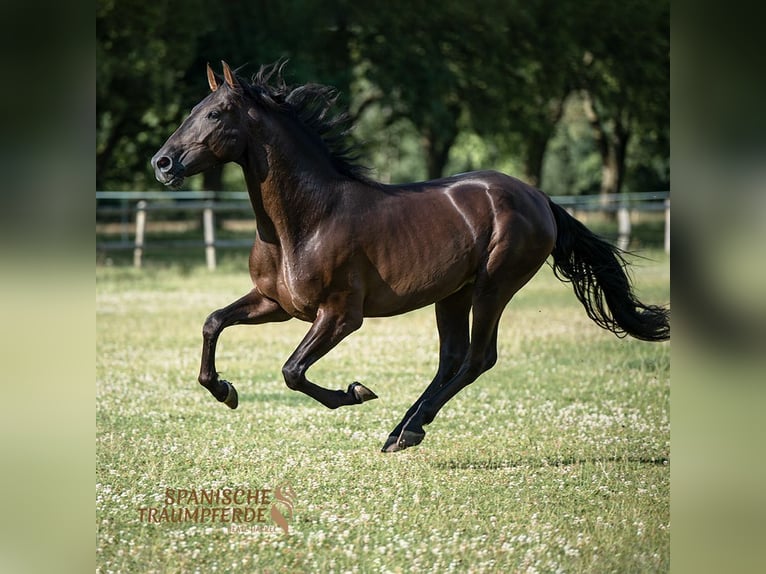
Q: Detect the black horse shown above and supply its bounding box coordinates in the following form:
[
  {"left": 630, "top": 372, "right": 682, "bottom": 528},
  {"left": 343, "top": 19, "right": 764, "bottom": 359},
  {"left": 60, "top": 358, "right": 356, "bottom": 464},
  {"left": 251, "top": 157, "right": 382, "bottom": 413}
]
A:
[{"left": 152, "top": 61, "right": 669, "bottom": 452}]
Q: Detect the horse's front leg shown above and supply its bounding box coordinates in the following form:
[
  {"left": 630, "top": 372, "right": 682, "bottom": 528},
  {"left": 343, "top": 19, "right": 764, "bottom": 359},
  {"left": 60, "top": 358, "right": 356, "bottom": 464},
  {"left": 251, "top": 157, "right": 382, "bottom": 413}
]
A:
[
  {"left": 199, "top": 289, "right": 291, "bottom": 407},
  {"left": 281, "top": 302, "right": 377, "bottom": 409}
]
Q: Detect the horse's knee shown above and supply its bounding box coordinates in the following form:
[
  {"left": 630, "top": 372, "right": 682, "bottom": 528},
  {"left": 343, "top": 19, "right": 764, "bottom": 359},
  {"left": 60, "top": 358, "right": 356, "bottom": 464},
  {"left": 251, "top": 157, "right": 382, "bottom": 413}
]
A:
[
  {"left": 281, "top": 363, "right": 303, "bottom": 391},
  {"left": 202, "top": 312, "right": 223, "bottom": 340}
]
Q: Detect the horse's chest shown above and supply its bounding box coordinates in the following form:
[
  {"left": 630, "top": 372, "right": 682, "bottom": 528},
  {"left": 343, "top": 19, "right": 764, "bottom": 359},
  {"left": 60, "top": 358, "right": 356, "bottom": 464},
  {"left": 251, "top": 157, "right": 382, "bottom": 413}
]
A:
[{"left": 250, "top": 248, "right": 324, "bottom": 320}]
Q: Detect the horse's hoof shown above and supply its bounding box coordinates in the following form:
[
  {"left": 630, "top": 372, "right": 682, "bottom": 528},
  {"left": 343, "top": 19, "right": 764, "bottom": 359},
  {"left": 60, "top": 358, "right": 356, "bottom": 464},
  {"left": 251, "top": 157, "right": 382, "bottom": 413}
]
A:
[
  {"left": 381, "top": 430, "right": 425, "bottom": 453},
  {"left": 349, "top": 382, "right": 378, "bottom": 403},
  {"left": 221, "top": 380, "right": 238, "bottom": 409},
  {"left": 381, "top": 435, "right": 401, "bottom": 452}
]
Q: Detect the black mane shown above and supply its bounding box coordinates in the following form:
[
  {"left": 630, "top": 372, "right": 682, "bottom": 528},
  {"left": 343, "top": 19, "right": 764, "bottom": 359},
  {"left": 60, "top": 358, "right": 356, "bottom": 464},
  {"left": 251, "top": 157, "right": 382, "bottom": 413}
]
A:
[{"left": 237, "top": 60, "right": 371, "bottom": 182}]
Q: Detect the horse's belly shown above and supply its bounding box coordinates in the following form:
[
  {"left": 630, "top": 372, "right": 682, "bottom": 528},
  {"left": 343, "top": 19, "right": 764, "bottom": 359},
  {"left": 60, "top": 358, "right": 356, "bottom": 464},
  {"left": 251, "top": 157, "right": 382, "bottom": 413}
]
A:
[
  {"left": 361, "top": 266, "right": 474, "bottom": 317},
  {"left": 359, "top": 229, "right": 482, "bottom": 316}
]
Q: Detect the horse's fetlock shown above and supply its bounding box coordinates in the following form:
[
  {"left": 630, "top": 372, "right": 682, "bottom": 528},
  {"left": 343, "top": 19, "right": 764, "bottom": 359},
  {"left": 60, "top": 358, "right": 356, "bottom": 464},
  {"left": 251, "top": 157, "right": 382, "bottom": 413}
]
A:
[{"left": 198, "top": 372, "right": 216, "bottom": 388}]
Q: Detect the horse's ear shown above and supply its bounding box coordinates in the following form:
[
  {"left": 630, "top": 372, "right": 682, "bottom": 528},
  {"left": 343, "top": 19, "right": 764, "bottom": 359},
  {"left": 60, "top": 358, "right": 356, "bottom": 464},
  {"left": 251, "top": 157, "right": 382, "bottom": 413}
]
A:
[
  {"left": 222, "top": 60, "right": 239, "bottom": 90},
  {"left": 207, "top": 63, "right": 218, "bottom": 92}
]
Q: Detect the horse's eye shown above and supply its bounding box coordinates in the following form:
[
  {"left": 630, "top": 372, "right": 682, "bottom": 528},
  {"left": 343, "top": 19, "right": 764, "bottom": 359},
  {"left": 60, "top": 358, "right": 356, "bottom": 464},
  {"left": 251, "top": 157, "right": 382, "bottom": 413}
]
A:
[{"left": 207, "top": 110, "right": 221, "bottom": 120}]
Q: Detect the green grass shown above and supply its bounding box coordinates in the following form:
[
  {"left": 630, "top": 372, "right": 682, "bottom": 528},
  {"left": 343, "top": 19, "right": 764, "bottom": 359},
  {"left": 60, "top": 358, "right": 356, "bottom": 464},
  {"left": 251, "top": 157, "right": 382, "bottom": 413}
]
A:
[{"left": 96, "top": 249, "right": 670, "bottom": 573}]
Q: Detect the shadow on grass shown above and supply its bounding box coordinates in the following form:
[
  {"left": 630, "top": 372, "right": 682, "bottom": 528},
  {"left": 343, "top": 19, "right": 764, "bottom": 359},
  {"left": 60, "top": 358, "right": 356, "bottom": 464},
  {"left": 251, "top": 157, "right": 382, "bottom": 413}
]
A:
[
  {"left": 240, "top": 391, "right": 314, "bottom": 408},
  {"left": 434, "top": 455, "right": 669, "bottom": 471}
]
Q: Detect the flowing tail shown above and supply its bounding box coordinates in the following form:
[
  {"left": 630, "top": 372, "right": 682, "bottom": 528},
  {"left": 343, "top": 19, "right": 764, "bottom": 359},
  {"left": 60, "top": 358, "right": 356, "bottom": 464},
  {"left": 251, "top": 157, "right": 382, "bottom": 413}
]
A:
[{"left": 548, "top": 199, "right": 670, "bottom": 342}]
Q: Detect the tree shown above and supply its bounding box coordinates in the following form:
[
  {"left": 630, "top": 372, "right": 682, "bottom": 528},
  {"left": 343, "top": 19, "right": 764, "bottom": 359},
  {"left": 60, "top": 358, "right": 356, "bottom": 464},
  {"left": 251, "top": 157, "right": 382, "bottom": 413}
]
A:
[
  {"left": 97, "top": 0, "right": 359, "bottom": 191},
  {"left": 96, "top": 0, "right": 668, "bottom": 198},
  {"left": 348, "top": 1, "right": 475, "bottom": 180},
  {"left": 96, "top": 0, "right": 214, "bottom": 190},
  {"left": 350, "top": 1, "right": 583, "bottom": 187},
  {"left": 573, "top": 0, "right": 669, "bottom": 199},
  {"left": 462, "top": 1, "right": 580, "bottom": 188},
  {"left": 189, "top": 1, "right": 358, "bottom": 191}
]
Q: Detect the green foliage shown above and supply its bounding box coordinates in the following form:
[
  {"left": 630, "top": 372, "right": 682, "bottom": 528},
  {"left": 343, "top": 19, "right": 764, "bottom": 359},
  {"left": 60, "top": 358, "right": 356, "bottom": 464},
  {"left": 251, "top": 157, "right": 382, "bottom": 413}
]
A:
[
  {"left": 97, "top": 0, "right": 215, "bottom": 189},
  {"left": 542, "top": 94, "right": 603, "bottom": 196},
  {"left": 97, "top": 1, "right": 669, "bottom": 193},
  {"left": 569, "top": 0, "right": 670, "bottom": 195}
]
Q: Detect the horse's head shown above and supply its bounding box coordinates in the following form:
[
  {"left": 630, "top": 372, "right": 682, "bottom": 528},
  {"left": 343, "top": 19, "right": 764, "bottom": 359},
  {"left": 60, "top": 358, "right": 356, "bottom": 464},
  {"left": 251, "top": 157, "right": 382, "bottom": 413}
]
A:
[{"left": 151, "top": 61, "right": 249, "bottom": 188}]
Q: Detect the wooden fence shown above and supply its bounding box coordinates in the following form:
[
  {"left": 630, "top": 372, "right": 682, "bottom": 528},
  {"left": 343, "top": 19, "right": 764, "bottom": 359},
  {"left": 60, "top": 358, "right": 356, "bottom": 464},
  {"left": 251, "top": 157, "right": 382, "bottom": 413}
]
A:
[{"left": 96, "top": 191, "right": 669, "bottom": 270}]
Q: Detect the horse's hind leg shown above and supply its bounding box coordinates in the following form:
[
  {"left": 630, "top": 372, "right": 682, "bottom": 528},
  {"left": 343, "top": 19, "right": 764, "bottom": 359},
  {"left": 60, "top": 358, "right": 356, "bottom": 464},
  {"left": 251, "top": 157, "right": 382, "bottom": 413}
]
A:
[
  {"left": 382, "top": 286, "right": 472, "bottom": 451},
  {"left": 198, "top": 289, "right": 290, "bottom": 407},
  {"left": 385, "top": 257, "right": 548, "bottom": 452},
  {"left": 383, "top": 297, "right": 504, "bottom": 452}
]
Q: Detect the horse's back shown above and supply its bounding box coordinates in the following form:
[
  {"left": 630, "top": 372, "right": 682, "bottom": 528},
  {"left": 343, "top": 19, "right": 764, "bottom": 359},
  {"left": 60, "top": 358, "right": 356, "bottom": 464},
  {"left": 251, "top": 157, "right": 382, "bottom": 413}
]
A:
[
  {"left": 353, "top": 170, "right": 555, "bottom": 315},
  {"left": 395, "top": 170, "right": 552, "bottom": 216},
  {"left": 401, "top": 169, "right": 556, "bottom": 249}
]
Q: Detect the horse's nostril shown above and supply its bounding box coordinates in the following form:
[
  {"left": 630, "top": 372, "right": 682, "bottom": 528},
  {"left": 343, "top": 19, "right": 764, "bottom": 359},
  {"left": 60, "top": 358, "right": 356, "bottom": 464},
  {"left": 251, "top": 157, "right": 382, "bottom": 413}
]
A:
[{"left": 156, "top": 156, "right": 172, "bottom": 171}]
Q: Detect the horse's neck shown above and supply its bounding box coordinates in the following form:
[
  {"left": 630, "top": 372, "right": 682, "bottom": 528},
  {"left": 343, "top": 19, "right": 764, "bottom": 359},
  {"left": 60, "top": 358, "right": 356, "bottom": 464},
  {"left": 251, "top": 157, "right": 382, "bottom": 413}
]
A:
[{"left": 240, "top": 137, "right": 342, "bottom": 245}]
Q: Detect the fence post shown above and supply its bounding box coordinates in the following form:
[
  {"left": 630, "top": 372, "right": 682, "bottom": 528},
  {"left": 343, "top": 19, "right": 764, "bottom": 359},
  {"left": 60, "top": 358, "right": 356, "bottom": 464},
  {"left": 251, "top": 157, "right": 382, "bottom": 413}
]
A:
[
  {"left": 664, "top": 198, "right": 670, "bottom": 254},
  {"left": 133, "top": 200, "right": 147, "bottom": 268},
  {"left": 617, "top": 201, "right": 631, "bottom": 251},
  {"left": 203, "top": 202, "right": 217, "bottom": 271}
]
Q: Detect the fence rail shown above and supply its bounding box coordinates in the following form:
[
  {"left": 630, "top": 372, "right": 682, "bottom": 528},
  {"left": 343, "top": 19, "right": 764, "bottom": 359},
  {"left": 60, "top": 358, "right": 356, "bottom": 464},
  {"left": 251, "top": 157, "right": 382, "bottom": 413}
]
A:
[{"left": 97, "top": 190, "right": 670, "bottom": 269}]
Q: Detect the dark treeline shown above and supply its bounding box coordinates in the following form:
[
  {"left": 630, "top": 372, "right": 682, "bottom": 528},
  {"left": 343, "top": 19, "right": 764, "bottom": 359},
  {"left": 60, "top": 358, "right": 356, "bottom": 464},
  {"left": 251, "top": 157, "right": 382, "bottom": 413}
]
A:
[{"left": 97, "top": 0, "right": 668, "bottom": 196}]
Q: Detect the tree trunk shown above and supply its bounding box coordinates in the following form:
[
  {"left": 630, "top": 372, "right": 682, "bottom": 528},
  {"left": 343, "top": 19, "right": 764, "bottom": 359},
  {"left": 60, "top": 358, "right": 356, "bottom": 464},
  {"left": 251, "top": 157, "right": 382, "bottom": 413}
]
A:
[
  {"left": 422, "top": 126, "right": 457, "bottom": 180},
  {"left": 613, "top": 118, "right": 630, "bottom": 196},
  {"left": 523, "top": 136, "right": 547, "bottom": 189},
  {"left": 581, "top": 91, "right": 630, "bottom": 215},
  {"left": 600, "top": 119, "right": 630, "bottom": 199},
  {"left": 523, "top": 97, "right": 566, "bottom": 189},
  {"left": 601, "top": 147, "right": 619, "bottom": 198}
]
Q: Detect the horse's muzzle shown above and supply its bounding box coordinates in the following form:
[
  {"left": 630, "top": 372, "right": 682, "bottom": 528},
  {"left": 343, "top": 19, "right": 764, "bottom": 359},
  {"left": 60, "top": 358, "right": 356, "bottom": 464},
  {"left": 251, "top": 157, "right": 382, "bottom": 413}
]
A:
[{"left": 151, "top": 153, "right": 185, "bottom": 188}]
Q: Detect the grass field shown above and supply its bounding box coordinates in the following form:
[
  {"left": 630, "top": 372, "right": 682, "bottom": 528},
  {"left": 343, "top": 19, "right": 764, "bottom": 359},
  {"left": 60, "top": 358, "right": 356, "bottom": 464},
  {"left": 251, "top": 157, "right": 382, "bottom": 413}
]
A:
[{"left": 96, "top": 248, "right": 669, "bottom": 573}]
